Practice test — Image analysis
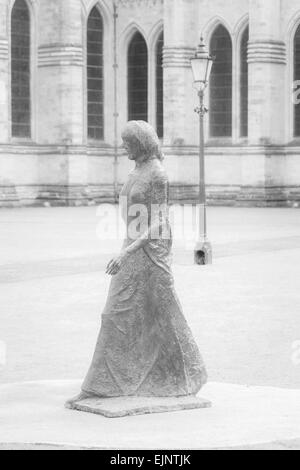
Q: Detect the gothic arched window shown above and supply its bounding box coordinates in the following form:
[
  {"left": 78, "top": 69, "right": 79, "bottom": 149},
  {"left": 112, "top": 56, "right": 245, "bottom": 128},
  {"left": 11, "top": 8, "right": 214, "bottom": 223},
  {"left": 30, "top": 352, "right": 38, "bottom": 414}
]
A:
[
  {"left": 294, "top": 24, "right": 300, "bottom": 137},
  {"left": 156, "top": 31, "right": 164, "bottom": 138},
  {"left": 240, "top": 26, "right": 249, "bottom": 138},
  {"left": 128, "top": 32, "right": 148, "bottom": 122},
  {"left": 11, "top": 0, "right": 31, "bottom": 138},
  {"left": 209, "top": 25, "right": 232, "bottom": 138},
  {"left": 87, "top": 7, "right": 104, "bottom": 140}
]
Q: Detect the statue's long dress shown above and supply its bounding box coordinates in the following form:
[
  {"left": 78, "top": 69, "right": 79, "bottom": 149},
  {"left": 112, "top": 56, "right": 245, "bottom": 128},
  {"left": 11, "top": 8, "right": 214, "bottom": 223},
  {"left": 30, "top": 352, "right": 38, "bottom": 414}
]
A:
[{"left": 82, "top": 158, "right": 207, "bottom": 397}]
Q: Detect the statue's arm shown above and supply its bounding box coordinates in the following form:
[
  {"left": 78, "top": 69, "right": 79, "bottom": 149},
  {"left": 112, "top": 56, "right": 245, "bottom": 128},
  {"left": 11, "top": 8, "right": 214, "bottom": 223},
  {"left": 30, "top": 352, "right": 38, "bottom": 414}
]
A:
[
  {"left": 106, "top": 170, "right": 169, "bottom": 275},
  {"left": 124, "top": 171, "right": 169, "bottom": 256}
]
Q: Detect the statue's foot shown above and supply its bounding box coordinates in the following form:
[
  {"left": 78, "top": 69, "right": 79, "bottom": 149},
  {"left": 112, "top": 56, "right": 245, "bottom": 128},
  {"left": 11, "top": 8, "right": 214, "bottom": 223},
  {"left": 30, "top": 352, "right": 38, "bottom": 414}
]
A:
[{"left": 65, "top": 391, "right": 94, "bottom": 409}]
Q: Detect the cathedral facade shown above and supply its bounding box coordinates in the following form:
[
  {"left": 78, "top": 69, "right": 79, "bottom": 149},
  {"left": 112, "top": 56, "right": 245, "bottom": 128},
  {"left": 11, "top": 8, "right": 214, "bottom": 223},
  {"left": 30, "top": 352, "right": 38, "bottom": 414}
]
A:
[{"left": 0, "top": 0, "right": 300, "bottom": 207}]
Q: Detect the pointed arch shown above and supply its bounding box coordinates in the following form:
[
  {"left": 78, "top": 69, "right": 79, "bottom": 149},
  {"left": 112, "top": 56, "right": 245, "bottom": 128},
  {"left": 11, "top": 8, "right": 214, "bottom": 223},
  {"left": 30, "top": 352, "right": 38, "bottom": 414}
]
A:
[
  {"left": 202, "top": 16, "right": 232, "bottom": 47},
  {"left": 286, "top": 11, "right": 300, "bottom": 43},
  {"left": 148, "top": 20, "right": 164, "bottom": 54},
  {"left": 11, "top": 0, "right": 31, "bottom": 138},
  {"left": 87, "top": 5, "right": 104, "bottom": 140},
  {"left": 83, "top": 1, "right": 114, "bottom": 144},
  {"left": 128, "top": 31, "right": 148, "bottom": 122},
  {"left": 233, "top": 14, "right": 249, "bottom": 39},
  {"left": 85, "top": 0, "right": 112, "bottom": 22},
  {"left": 84, "top": 0, "right": 112, "bottom": 40},
  {"left": 209, "top": 24, "right": 233, "bottom": 138},
  {"left": 119, "top": 22, "right": 148, "bottom": 52},
  {"left": 9, "top": 0, "right": 35, "bottom": 18}
]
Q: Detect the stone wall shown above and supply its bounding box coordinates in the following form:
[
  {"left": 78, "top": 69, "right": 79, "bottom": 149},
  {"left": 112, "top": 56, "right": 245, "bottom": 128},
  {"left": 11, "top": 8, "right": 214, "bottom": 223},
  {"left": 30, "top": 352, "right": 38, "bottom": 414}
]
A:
[{"left": 0, "top": 0, "right": 300, "bottom": 207}]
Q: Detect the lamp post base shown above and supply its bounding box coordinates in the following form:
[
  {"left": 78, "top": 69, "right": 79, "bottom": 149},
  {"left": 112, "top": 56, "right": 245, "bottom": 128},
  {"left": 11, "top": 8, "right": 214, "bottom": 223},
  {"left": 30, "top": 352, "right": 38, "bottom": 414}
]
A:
[{"left": 194, "top": 240, "right": 212, "bottom": 265}]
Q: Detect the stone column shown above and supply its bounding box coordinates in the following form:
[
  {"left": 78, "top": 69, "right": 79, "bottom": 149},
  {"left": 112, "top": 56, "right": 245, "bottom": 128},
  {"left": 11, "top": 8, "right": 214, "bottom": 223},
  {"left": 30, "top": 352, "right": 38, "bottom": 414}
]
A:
[
  {"left": 238, "top": 0, "right": 288, "bottom": 205},
  {"left": 37, "top": 0, "right": 88, "bottom": 205},
  {"left": 163, "top": 0, "right": 198, "bottom": 147},
  {"left": 248, "top": 0, "right": 286, "bottom": 145},
  {"left": 0, "top": 0, "right": 9, "bottom": 143},
  {"left": 37, "top": 0, "right": 84, "bottom": 144}
]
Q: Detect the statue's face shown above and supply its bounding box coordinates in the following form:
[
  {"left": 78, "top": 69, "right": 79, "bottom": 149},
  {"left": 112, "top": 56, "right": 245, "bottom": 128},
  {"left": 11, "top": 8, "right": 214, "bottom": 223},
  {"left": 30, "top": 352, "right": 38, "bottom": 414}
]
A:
[{"left": 122, "top": 136, "right": 141, "bottom": 161}]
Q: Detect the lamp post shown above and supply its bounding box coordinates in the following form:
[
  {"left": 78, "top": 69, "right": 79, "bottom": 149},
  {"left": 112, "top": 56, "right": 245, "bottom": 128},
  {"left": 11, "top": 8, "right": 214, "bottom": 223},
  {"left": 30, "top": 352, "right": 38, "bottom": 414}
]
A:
[{"left": 191, "top": 38, "right": 214, "bottom": 265}]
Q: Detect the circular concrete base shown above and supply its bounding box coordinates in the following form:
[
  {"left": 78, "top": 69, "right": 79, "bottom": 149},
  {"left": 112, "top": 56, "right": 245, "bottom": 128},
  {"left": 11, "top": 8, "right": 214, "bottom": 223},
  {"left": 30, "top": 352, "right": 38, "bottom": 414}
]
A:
[{"left": 1, "top": 380, "right": 300, "bottom": 450}]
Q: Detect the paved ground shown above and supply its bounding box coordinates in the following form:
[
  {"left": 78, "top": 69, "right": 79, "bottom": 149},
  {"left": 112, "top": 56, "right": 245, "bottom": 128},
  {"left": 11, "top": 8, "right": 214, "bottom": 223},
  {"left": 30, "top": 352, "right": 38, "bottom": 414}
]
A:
[
  {"left": 0, "top": 206, "right": 300, "bottom": 450},
  {"left": 1, "top": 380, "right": 300, "bottom": 450},
  {"left": 0, "top": 206, "right": 300, "bottom": 388}
]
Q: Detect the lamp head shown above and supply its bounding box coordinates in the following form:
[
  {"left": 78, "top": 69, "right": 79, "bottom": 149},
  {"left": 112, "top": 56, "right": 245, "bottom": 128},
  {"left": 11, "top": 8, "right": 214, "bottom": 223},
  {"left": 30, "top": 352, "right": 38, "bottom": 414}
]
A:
[{"left": 191, "top": 37, "right": 214, "bottom": 91}]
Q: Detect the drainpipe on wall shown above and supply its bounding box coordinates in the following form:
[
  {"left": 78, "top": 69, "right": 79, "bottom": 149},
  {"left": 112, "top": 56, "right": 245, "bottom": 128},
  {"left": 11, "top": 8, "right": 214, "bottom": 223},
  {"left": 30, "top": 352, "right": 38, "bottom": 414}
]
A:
[{"left": 113, "top": 1, "right": 119, "bottom": 204}]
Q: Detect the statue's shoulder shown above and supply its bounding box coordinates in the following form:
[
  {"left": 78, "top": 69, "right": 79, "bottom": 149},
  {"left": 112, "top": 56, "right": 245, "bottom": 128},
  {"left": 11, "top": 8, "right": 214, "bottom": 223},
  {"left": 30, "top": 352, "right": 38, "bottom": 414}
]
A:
[{"left": 149, "top": 159, "right": 168, "bottom": 184}]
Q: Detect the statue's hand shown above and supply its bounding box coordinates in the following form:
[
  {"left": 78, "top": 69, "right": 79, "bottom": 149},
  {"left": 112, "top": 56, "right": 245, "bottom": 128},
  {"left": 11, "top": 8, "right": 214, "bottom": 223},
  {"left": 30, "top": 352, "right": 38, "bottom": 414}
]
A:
[{"left": 106, "top": 250, "right": 129, "bottom": 276}]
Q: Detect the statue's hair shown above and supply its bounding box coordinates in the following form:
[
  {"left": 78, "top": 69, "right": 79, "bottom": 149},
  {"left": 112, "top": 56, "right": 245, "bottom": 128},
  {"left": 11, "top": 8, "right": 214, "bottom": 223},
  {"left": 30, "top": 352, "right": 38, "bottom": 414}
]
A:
[{"left": 121, "top": 121, "right": 164, "bottom": 161}]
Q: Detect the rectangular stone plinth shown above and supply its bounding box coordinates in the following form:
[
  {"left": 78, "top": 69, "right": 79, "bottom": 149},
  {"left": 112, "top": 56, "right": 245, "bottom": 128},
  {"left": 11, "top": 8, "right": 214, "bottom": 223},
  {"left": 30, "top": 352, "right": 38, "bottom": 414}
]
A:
[{"left": 66, "top": 395, "right": 211, "bottom": 419}]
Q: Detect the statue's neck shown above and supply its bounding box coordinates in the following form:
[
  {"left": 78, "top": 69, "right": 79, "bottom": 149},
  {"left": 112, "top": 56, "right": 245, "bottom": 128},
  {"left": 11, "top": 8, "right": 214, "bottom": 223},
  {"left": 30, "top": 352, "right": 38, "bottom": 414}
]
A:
[{"left": 135, "top": 155, "right": 156, "bottom": 168}]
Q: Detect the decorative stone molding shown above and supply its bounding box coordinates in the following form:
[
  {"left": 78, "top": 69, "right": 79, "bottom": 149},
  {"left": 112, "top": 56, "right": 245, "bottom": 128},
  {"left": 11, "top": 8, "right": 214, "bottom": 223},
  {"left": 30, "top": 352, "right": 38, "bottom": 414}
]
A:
[
  {"left": 248, "top": 40, "right": 287, "bottom": 64},
  {"left": 117, "top": 0, "right": 163, "bottom": 6},
  {"left": 1, "top": 182, "right": 298, "bottom": 208},
  {"left": 0, "top": 39, "right": 8, "bottom": 61},
  {"left": 163, "top": 46, "right": 195, "bottom": 68},
  {"left": 38, "top": 44, "right": 83, "bottom": 68}
]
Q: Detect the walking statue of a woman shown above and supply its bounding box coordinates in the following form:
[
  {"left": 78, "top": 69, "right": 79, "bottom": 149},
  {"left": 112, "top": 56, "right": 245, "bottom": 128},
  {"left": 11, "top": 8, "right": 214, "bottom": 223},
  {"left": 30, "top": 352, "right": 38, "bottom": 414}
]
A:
[{"left": 66, "top": 121, "right": 209, "bottom": 416}]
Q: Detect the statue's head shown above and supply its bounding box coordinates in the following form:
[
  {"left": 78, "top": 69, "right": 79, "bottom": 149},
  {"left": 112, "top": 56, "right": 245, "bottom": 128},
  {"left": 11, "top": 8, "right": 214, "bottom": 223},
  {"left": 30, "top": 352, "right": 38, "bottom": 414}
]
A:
[{"left": 121, "top": 121, "right": 164, "bottom": 162}]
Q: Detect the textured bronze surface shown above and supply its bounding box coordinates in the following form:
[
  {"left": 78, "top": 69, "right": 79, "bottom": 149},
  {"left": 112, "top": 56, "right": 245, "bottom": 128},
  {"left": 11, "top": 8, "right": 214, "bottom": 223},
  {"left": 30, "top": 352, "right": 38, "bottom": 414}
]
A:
[{"left": 68, "top": 122, "right": 208, "bottom": 409}]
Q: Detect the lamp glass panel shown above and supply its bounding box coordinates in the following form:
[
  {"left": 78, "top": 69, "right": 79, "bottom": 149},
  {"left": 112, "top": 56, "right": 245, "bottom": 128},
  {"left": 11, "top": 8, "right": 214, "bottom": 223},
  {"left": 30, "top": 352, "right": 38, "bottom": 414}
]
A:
[
  {"left": 191, "top": 57, "right": 208, "bottom": 83},
  {"left": 206, "top": 59, "right": 214, "bottom": 82}
]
